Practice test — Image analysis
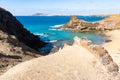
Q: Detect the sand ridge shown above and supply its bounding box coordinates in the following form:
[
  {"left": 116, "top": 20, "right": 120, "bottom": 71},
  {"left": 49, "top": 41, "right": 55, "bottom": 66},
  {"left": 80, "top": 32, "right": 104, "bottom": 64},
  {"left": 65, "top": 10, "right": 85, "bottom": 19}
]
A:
[{"left": 0, "top": 41, "right": 116, "bottom": 80}]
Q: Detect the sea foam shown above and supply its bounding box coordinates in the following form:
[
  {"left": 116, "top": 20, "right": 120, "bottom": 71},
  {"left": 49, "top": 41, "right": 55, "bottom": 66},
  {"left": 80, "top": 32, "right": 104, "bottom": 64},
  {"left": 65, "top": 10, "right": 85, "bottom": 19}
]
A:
[
  {"left": 49, "top": 24, "right": 64, "bottom": 31},
  {"left": 50, "top": 24, "right": 64, "bottom": 28}
]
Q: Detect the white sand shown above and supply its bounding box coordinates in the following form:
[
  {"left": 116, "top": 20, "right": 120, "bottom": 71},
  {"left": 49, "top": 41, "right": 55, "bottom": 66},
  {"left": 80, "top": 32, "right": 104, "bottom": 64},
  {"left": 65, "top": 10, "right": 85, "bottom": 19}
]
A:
[
  {"left": 0, "top": 44, "right": 112, "bottom": 80},
  {"left": 103, "top": 30, "right": 120, "bottom": 69}
]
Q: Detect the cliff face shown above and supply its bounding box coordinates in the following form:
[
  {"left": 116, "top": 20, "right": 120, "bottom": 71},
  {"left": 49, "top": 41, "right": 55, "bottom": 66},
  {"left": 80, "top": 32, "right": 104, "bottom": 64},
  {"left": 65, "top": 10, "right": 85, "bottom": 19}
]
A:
[
  {"left": 60, "top": 16, "right": 120, "bottom": 32},
  {"left": 0, "top": 7, "right": 50, "bottom": 75},
  {"left": 0, "top": 30, "right": 42, "bottom": 74},
  {"left": 0, "top": 7, "right": 47, "bottom": 51}
]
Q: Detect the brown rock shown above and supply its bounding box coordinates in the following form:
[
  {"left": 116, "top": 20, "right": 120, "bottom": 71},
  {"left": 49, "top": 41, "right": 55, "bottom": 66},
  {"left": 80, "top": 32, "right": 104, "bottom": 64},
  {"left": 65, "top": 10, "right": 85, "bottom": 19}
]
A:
[
  {"left": 106, "top": 62, "right": 119, "bottom": 73},
  {"left": 60, "top": 15, "right": 120, "bottom": 32},
  {"left": 74, "top": 36, "right": 119, "bottom": 73},
  {"left": 0, "top": 30, "right": 42, "bottom": 75},
  {"left": 60, "top": 16, "right": 100, "bottom": 32}
]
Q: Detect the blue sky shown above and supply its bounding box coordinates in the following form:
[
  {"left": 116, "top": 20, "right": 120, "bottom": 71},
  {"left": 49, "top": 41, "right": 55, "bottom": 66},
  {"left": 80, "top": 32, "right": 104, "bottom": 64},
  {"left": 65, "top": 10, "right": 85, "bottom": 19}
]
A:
[{"left": 0, "top": 0, "right": 120, "bottom": 15}]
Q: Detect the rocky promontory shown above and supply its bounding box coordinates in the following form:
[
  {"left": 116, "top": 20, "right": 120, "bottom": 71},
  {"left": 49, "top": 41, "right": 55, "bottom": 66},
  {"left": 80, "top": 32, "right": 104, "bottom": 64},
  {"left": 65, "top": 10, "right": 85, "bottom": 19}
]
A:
[{"left": 60, "top": 16, "right": 120, "bottom": 32}]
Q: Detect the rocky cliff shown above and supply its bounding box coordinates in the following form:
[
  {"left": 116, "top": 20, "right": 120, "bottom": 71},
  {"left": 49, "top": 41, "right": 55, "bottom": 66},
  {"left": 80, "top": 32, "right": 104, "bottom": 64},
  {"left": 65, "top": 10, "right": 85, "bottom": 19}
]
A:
[
  {"left": 0, "top": 7, "right": 47, "bottom": 51},
  {"left": 0, "top": 7, "right": 49, "bottom": 74},
  {"left": 0, "top": 30, "right": 42, "bottom": 74},
  {"left": 60, "top": 16, "right": 120, "bottom": 32}
]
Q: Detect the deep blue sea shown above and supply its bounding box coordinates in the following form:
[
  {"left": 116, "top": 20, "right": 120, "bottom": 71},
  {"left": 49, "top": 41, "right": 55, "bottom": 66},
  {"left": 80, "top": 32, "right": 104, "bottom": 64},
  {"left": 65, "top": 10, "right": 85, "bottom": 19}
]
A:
[{"left": 15, "top": 16, "right": 106, "bottom": 44}]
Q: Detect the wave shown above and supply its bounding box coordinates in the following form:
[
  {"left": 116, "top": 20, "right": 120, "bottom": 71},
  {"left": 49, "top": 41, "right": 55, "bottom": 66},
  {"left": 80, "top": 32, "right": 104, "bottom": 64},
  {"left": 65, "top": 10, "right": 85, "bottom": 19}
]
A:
[
  {"left": 50, "top": 40, "right": 58, "bottom": 43},
  {"left": 49, "top": 28, "right": 62, "bottom": 31},
  {"left": 49, "top": 24, "right": 64, "bottom": 31},
  {"left": 34, "top": 33, "right": 49, "bottom": 37},
  {"left": 34, "top": 33, "right": 58, "bottom": 43},
  {"left": 50, "top": 24, "right": 64, "bottom": 28}
]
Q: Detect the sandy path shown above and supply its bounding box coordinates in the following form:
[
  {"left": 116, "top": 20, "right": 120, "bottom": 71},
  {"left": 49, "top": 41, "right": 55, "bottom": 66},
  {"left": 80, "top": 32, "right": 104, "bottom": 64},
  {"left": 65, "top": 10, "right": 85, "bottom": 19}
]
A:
[{"left": 0, "top": 44, "right": 111, "bottom": 80}]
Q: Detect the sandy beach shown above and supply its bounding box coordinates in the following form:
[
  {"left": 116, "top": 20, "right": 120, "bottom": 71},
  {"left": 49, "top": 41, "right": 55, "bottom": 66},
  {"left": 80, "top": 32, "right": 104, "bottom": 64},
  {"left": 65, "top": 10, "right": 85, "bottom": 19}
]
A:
[{"left": 103, "top": 30, "right": 120, "bottom": 67}]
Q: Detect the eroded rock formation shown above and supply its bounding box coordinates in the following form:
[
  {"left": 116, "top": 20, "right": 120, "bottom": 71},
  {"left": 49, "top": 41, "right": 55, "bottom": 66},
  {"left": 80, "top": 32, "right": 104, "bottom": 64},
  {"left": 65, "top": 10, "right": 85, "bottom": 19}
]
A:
[
  {"left": 0, "top": 30, "right": 42, "bottom": 75},
  {"left": 60, "top": 16, "right": 120, "bottom": 32},
  {"left": 61, "top": 16, "right": 99, "bottom": 31},
  {"left": 74, "top": 36, "right": 119, "bottom": 73}
]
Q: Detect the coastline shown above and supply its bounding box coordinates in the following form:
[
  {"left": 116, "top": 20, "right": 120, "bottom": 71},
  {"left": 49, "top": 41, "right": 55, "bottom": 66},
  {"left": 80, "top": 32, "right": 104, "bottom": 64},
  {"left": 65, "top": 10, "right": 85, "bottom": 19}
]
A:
[
  {"left": 0, "top": 37, "right": 118, "bottom": 80},
  {"left": 103, "top": 30, "right": 120, "bottom": 66},
  {"left": 59, "top": 15, "right": 120, "bottom": 33},
  {"left": 1, "top": 7, "right": 120, "bottom": 79}
]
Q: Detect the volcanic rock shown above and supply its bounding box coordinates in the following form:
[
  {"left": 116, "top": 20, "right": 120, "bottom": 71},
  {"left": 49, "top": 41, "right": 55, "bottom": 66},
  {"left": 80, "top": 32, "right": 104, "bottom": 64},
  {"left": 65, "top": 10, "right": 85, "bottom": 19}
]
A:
[{"left": 0, "top": 7, "right": 47, "bottom": 51}]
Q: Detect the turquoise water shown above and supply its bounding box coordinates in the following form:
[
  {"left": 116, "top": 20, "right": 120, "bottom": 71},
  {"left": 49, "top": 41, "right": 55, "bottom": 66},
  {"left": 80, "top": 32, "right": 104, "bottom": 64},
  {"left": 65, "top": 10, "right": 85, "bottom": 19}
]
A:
[{"left": 16, "top": 16, "right": 106, "bottom": 44}]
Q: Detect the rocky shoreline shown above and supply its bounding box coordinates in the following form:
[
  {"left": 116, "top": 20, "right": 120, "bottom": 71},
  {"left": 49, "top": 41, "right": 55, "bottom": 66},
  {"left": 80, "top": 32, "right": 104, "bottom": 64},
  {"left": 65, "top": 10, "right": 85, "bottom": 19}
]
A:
[{"left": 59, "top": 16, "right": 120, "bottom": 32}]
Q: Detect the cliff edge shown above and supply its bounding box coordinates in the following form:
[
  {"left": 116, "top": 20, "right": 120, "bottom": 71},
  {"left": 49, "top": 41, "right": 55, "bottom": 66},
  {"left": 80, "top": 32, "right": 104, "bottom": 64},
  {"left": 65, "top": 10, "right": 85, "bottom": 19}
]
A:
[
  {"left": 0, "top": 7, "right": 47, "bottom": 51},
  {"left": 0, "top": 7, "right": 49, "bottom": 74}
]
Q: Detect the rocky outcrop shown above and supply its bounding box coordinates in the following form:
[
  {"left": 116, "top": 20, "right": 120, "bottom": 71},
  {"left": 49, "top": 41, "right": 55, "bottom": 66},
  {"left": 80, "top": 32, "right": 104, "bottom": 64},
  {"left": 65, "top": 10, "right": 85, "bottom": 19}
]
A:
[
  {"left": 0, "top": 30, "right": 42, "bottom": 75},
  {"left": 0, "top": 7, "right": 50, "bottom": 75},
  {"left": 62, "top": 16, "right": 99, "bottom": 29},
  {"left": 60, "top": 16, "right": 120, "bottom": 32},
  {"left": 99, "top": 15, "right": 120, "bottom": 30},
  {"left": 0, "top": 7, "right": 47, "bottom": 51},
  {"left": 74, "top": 36, "right": 119, "bottom": 73},
  {"left": 60, "top": 16, "right": 99, "bottom": 32}
]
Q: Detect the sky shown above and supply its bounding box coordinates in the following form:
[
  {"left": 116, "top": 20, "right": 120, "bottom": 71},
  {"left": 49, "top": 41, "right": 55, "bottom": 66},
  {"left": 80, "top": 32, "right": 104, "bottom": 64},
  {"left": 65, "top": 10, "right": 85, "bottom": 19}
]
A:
[{"left": 0, "top": 0, "right": 120, "bottom": 15}]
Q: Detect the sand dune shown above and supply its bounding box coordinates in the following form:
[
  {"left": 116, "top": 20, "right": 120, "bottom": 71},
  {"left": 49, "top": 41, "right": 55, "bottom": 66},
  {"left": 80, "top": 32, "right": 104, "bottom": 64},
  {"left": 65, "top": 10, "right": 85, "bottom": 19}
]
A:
[{"left": 0, "top": 40, "right": 117, "bottom": 80}]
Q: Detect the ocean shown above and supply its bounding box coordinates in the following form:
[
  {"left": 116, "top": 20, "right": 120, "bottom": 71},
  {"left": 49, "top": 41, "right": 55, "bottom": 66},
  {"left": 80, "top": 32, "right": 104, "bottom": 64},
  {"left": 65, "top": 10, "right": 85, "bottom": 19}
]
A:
[{"left": 15, "top": 16, "right": 106, "bottom": 45}]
